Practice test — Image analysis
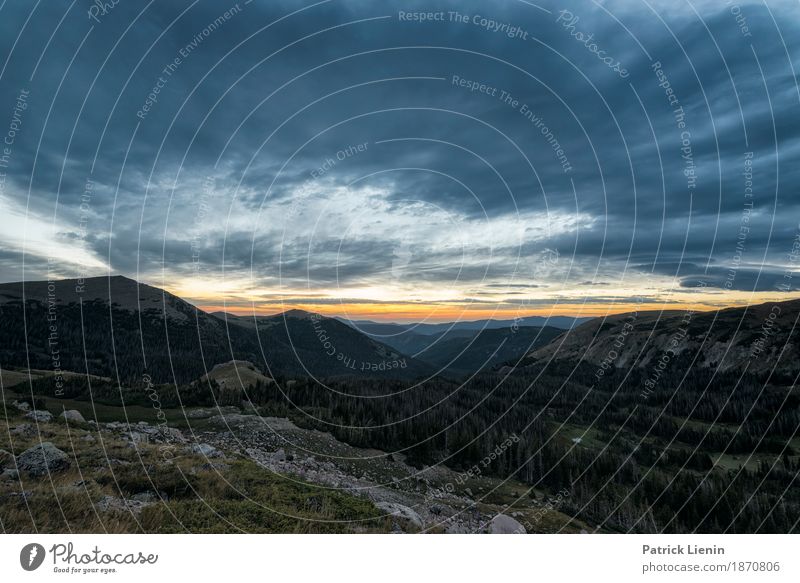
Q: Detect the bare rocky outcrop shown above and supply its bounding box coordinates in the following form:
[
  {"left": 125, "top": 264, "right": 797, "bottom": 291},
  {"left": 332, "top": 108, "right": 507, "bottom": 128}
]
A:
[{"left": 16, "top": 442, "right": 70, "bottom": 477}]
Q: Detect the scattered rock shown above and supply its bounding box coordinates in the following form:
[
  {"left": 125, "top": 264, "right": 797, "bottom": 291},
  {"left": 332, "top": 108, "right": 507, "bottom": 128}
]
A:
[
  {"left": 106, "top": 458, "right": 131, "bottom": 466},
  {"left": 11, "top": 400, "right": 30, "bottom": 411},
  {"left": 60, "top": 410, "right": 86, "bottom": 423},
  {"left": 96, "top": 495, "right": 152, "bottom": 514},
  {"left": 16, "top": 442, "right": 71, "bottom": 477},
  {"left": 81, "top": 434, "right": 96, "bottom": 443},
  {"left": 128, "top": 431, "right": 148, "bottom": 444},
  {"left": 376, "top": 502, "right": 423, "bottom": 529},
  {"left": 131, "top": 491, "right": 157, "bottom": 503},
  {"left": 0, "top": 448, "right": 13, "bottom": 470},
  {"left": 1, "top": 468, "right": 20, "bottom": 480},
  {"left": 190, "top": 443, "right": 224, "bottom": 458},
  {"left": 10, "top": 423, "right": 34, "bottom": 437},
  {"left": 489, "top": 513, "right": 526, "bottom": 534},
  {"left": 25, "top": 410, "right": 53, "bottom": 423}
]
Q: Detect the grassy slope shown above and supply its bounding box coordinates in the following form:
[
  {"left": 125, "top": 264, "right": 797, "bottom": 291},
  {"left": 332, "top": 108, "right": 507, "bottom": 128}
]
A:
[{"left": 0, "top": 405, "right": 388, "bottom": 534}]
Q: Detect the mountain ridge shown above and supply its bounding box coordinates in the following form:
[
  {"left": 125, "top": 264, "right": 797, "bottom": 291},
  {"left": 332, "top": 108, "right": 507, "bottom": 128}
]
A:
[
  {"left": 0, "top": 276, "right": 433, "bottom": 383},
  {"left": 523, "top": 298, "right": 800, "bottom": 376}
]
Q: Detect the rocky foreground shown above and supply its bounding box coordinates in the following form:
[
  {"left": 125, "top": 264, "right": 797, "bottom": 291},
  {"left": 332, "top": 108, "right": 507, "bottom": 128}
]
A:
[{"left": 1, "top": 399, "right": 588, "bottom": 533}]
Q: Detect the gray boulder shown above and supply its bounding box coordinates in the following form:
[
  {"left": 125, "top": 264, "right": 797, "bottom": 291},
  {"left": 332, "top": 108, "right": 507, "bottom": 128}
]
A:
[
  {"left": 60, "top": 410, "right": 86, "bottom": 423},
  {"left": 11, "top": 400, "right": 30, "bottom": 411},
  {"left": 376, "top": 502, "right": 424, "bottom": 529},
  {"left": 0, "top": 448, "right": 13, "bottom": 470},
  {"left": 489, "top": 513, "right": 526, "bottom": 534},
  {"left": 25, "top": 410, "right": 53, "bottom": 423},
  {"left": 16, "top": 442, "right": 71, "bottom": 477}
]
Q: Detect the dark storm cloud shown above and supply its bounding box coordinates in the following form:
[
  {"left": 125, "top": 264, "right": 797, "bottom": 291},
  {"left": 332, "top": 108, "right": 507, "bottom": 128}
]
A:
[{"left": 0, "top": 0, "right": 798, "bottom": 300}]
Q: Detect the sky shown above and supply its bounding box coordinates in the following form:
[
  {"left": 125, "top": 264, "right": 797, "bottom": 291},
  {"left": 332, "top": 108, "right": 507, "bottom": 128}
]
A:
[{"left": 0, "top": 0, "right": 799, "bottom": 322}]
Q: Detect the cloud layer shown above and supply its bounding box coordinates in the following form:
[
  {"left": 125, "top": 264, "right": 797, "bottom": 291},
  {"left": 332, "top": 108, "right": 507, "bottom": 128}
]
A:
[{"left": 0, "top": 0, "right": 798, "bottom": 317}]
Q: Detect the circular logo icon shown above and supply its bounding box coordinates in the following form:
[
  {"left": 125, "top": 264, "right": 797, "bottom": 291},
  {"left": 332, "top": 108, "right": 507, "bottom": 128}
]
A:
[{"left": 20, "top": 543, "right": 46, "bottom": 571}]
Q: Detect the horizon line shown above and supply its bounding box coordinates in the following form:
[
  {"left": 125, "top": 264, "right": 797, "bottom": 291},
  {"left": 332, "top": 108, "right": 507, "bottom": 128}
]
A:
[{"left": 3, "top": 273, "right": 799, "bottom": 324}]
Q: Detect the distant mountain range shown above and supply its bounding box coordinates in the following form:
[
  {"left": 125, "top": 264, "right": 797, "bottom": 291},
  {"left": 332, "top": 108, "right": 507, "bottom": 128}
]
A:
[
  {"left": 341, "top": 314, "right": 587, "bottom": 337},
  {"left": 406, "top": 325, "right": 564, "bottom": 374},
  {"left": 0, "top": 276, "right": 592, "bottom": 384},
  {"left": 0, "top": 276, "right": 432, "bottom": 383},
  {"left": 3, "top": 275, "right": 798, "bottom": 387},
  {"left": 337, "top": 315, "right": 588, "bottom": 366}
]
